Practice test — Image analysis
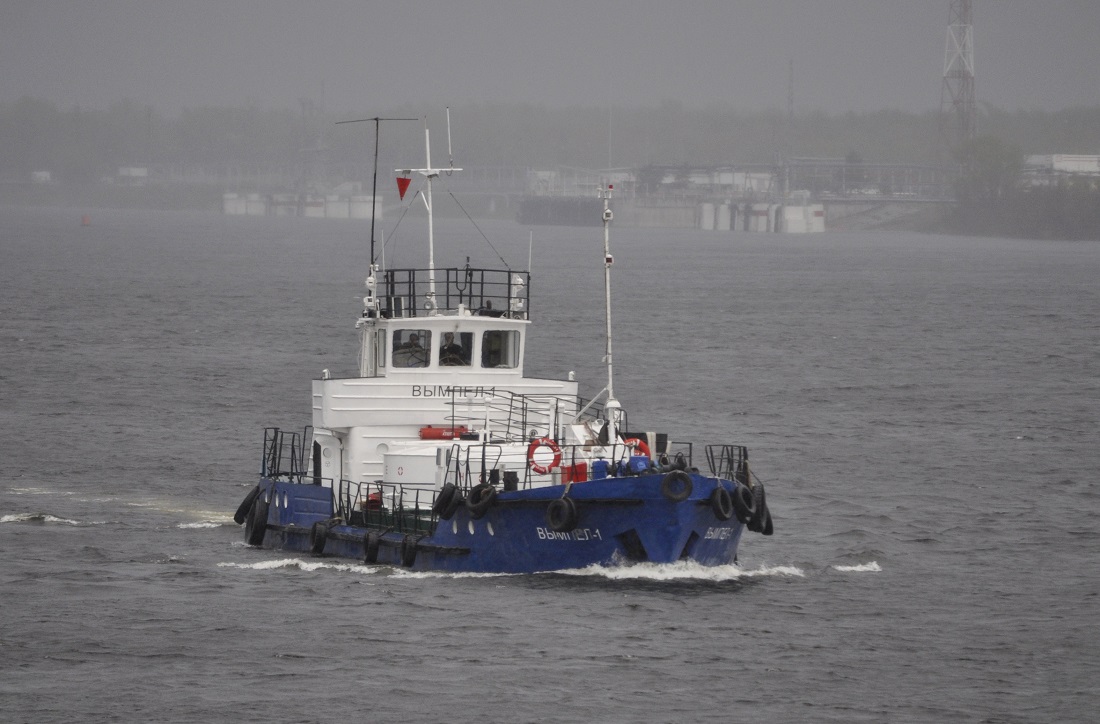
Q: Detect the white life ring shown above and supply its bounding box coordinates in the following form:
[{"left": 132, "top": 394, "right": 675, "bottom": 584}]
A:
[
  {"left": 623, "top": 437, "right": 651, "bottom": 459},
  {"left": 526, "top": 437, "right": 562, "bottom": 475}
]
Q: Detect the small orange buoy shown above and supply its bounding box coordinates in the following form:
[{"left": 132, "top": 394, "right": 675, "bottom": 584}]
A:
[{"left": 81, "top": 215, "right": 90, "bottom": 226}]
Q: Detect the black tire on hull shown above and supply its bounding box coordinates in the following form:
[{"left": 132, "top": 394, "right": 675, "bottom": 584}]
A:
[
  {"left": 309, "top": 521, "right": 328, "bottom": 555},
  {"left": 546, "top": 497, "right": 578, "bottom": 532},
  {"left": 660, "top": 471, "right": 693, "bottom": 502},
  {"left": 731, "top": 483, "right": 757, "bottom": 525},
  {"left": 710, "top": 486, "right": 734, "bottom": 521},
  {"left": 233, "top": 485, "right": 260, "bottom": 525},
  {"left": 363, "top": 532, "right": 380, "bottom": 563},
  {"left": 401, "top": 535, "right": 418, "bottom": 567},
  {"left": 748, "top": 482, "right": 767, "bottom": 532},
  {"left": 245, "top": 496, "right": 269, "bottom": 546},
  {"left": 442, "top": 492, "right": 464, "bottom": 519},
  {"left": 432, "top": 483, "right": 457, "bottom": 518},
  {"left": 466, "top": 484, "right": 497, "bottom": 519}
]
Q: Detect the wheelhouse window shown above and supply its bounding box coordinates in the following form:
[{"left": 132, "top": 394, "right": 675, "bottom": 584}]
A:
[
  {"left": 376, "top": 329, "right": 387, "bottom": 369},
  {"left": 439, "top": 331, "right": 472, "bottom": 366},
  {"left": 482, "top": 330, "right": 520, "bottom": 369},
  {"left": 393, "top": 330, "right": 430, "bottom": 368}
]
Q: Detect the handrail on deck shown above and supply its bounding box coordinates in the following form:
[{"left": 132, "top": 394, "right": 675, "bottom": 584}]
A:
[
  {"left": 441, "top": 387, "right": 617, "bottom": 446},
  {"left": 381, "top": 266, "right": 531, "bottom": 318},
  {"left": 261, "top": 427, "right": 309, "bottom": 481}
]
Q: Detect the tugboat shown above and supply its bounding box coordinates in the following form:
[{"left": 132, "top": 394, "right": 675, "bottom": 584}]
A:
[{"left": 233, "top": 117, "right": 773, "bottom": 573}]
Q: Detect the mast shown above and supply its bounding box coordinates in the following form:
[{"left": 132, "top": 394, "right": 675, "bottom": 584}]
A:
[
  {"left": 424, "top": 126, "right": 436, "bottom": 298},
  {"left": 400, "top": 112, "right": 461, "bottom": 307},
  {"left": 600, "top": 184, "right": 621, "bottom": 437}
]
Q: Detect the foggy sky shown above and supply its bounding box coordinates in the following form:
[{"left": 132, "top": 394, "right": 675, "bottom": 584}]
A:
[{"left": 2, "top": 0, "right": 1098, "bottom": 115}]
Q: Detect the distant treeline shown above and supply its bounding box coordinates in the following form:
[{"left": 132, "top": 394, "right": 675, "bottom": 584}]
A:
[
  {"left": 945, "top": 134, "right": 1100, "bottom": 240},
  {"left": 3, "top": 96, "right": 1099, "bottom": 238},
  {"left": 944, "top": 181, "right": 1100, "bottom": 241},
  {"left": 4, "top": 96, "right": 1100, "bottom": 181}
]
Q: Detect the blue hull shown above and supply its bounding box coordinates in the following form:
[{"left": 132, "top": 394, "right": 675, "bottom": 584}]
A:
[{"left": 244, "top": 474, "right": 746, "bottom": 573}]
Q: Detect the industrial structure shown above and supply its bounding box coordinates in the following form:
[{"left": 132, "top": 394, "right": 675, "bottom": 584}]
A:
[
  {"left": 225, "top": 1, "right": 973, "bottom": 231},
  {"left": 940, "top": 0, "right": 976, "bottom": 155}
]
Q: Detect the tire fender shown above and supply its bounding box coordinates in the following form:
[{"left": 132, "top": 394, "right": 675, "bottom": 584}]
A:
[
  {"left": 401, "top": 535, "right": 418, "bottom": 567},
  {"left": 466, "top": 483, "right": 497, "bottom": 520},
  {"left": 233, "top": 485, "right": 260, "bottom": 525},
  {"left": 245, "top": 496, "right": 269, "bottom": 546},
  {"left": 309, "top": 521, "right": 328, "bottom": 555},
  {"left": 546, "top": 497, "right": 578, "bottom": 532},
  {"left": 710, "top": 486, "right": 734, "bottom": 521},
  {"left": 660, "top": 471, "right": 693, "bottom": 502},
  {"left": 731, "top": 482, "right": 757, "bottom": 524},
  {"left": 363, "top": 532, "right": 380, "bottom": 564},
  {"left": 432, "top": 483, "right": 458, "bottom": 518}
]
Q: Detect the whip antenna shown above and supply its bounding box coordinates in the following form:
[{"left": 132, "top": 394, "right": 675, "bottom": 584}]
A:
[
  {"left": 335, "top": 116, "right": 417, "bottom": 268},
  {"left": 446, "top": 107, "right": 454, "bottom": 171}
]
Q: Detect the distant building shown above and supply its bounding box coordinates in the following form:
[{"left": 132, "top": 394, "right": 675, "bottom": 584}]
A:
[
  {"left": 117, "top": 167, "right": 149, "bottom": 186},
  {"left": 640, "top": 166, "right": 777, "bottom": 198},
  {"left": 1024, "top": 155, "right": 1100, "bottom": 185}
]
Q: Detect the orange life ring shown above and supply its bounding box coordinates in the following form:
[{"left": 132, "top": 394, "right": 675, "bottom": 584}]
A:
[
  {"left": 623, "top": 437, "right": 651, "bottom": 459},
  {"left": 527, "top": 437, "right": 562, "bottom": 475}
]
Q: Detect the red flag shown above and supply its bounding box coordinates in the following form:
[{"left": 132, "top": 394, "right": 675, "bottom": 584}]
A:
[{"left": 396, "top": 177, "right": 411, "bottom": 200}]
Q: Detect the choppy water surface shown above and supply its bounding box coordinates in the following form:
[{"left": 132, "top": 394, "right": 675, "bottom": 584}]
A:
[{"left": 1, "top": 206, "right": 1097, "bottom": 722}]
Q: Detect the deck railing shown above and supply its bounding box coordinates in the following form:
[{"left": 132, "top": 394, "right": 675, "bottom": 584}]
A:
[
  {"left": 261, "top": 427, "right": 310, "bottom": 480},
  {"left": 442, "top": 387, "right": 628, "bottom": 447},
  {"left": 336, "top": 480, "right": 438, "bottom": 535},
  {"left": 704, "top": 444, "right": 761, "bottom": 486},
  {"left": 381, "top": 266, "right": 530, "bottom": 318}
]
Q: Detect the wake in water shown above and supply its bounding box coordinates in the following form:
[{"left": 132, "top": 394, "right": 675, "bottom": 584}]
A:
[
  {"left": 7, "top": 485, "right": 234, "bottom": 528},
  {"left": 218, "top": 558, "right": 384, "bottom": 575},
  {"left": 1, "top": 512, "right": 96, "bottom": 526},
  {"left": 215, "top": 556, "right": 806, "bottom": 581},
  {"left": 8, "top": 487, "right": 76, "bottom": 496},
  {"left": 557, "top": 560, "right": 805, "bottom": 581},
  {"left": 832, "top": 561, "right": 882, "bottom": 572}
]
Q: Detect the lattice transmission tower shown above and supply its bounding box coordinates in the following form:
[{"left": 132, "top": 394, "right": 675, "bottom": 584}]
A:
[{"left": 940, "top": 0, "right": 976, "bottom": 157}]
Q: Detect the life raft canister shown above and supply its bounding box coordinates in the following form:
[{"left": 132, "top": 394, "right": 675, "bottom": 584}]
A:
[
  {"left": 526, "top": 437, "right": 562, "bottom": 475},
  {"left": 419, "top": 425, "right": 469, "bottom": 440}
]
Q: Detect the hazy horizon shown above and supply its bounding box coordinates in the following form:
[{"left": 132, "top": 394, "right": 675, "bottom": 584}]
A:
[{"left": 2, "top": 1, "right": 1098, "bottom": 116}]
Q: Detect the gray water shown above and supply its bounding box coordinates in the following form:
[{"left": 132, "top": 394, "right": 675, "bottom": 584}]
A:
[{"left": 1, "top": 206, "right": 1097, "bottom": 723}]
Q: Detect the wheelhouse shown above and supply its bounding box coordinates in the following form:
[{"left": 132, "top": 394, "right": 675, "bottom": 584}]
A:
[
  {"left": 311, "top": 265, "right": 581, "bottom": 484},
  {"left": 355, "top": 267, "right": 531, "bottom": 378}
]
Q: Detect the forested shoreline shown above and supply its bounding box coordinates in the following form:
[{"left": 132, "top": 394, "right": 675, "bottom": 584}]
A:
[{"left": 3, "top": 97, "right": 1098, "bottom": 238}]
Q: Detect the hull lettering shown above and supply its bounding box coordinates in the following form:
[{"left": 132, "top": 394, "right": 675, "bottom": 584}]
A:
[
  {"left": 535, "top": 527, "right": 603, "bottom": 541},
  {"left": 412, "top": 385, "right": 496, "bottom": 398}
]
